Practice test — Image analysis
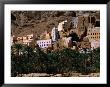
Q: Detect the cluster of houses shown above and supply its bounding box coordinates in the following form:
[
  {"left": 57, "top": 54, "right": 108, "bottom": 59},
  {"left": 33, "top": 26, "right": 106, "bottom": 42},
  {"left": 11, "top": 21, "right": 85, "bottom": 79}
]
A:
[{"left": 11, "top": 12, "right": 100, "bottom": 53}]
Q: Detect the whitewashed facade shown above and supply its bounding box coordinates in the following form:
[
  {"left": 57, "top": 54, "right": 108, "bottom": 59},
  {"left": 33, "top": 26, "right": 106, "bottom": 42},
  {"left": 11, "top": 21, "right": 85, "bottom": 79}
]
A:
[
  {"left": 58, "top": 20, "right": 67, "bottom": 31},
  {"left": 91, "top": 40, "right": 100, "bottom": 49},
  {"left": 62, "top": 37, "right": 72, "bottom": 47},
  {"left": 51, "top": 27, "right": 59, "bottom": 41},
  {"left": 36, "top": 39, "right": 52, "bottom": 48},
  {"left": 72, "top": 17, "right": 78, "bottom": 28}
]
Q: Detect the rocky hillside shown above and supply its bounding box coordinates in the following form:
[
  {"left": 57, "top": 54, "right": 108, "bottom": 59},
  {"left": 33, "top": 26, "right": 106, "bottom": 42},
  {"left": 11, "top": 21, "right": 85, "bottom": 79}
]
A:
[{"left": 11, "top": 11, "right": 99, "bottom": 37}]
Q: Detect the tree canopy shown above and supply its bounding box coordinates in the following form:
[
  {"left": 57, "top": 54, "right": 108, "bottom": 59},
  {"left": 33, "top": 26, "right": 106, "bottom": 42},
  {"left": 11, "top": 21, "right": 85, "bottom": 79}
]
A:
[{"left": 11, "top": 44, "right": 100, "bottom": 76}]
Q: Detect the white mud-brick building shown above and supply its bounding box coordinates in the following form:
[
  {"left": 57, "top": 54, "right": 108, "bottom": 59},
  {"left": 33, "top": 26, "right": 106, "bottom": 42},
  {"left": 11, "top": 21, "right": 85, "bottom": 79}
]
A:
[
  {"left": 36, "top": 39, "right": 52, "bottom": 48},
  {"left": 72, "top": 17, "right": 78, "bottom": 28},
  {"left": 58, "top": 20, "right": 67, "bottom": 31},
  {"left": 51, "top": 27, "right": 59, "bottom": 42},
  {"left": 91, "top": 40, "right": 100, "bottom": 49}
]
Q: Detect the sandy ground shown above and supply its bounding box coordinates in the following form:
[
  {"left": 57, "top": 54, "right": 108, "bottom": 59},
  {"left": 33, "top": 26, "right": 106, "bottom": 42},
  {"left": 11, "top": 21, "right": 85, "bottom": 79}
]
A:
[{"left": 17, "top": 72, "right": 100, "bottom": 77}]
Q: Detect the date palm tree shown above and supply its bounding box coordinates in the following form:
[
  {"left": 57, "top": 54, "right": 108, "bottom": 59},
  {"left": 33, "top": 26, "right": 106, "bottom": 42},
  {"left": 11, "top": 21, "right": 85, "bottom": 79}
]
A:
[{"left": 11, "top": 43, "right": 23, "bottom": 56}]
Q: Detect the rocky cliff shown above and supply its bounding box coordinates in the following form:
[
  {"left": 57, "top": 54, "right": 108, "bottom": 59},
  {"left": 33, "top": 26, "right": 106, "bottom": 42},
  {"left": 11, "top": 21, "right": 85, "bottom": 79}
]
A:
[{"left": 11, "top": 11, "right": 99, "bottom": 37}]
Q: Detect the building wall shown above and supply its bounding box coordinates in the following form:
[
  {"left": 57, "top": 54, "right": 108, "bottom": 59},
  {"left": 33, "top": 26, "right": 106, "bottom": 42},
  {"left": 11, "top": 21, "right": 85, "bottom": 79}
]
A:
[
  {"left": 83, "top": 14, "right": 89, "bottom": 28},
  {"left": 77, "top": 16, "right": 87, "bottom": 37},
  {"left": 62, "top": 37, "right": 72, "bottom": 47},
  {"left": 23, "top": 34, "right": 33, "bottom": 45},
  {"left": 58, "top": 20, "right": 67, "bottom": 31},
  {"left": 17, "top": 37, "right": 23, "bottom": 44},
  {"left": 72, "top": 17, "right": 78, "bottom": 28},
  {"left": 87, "top": 27, "right": 100, "bottom": 42},
  {"left": 51, "top": 27, "right": 59, "bottom": 41},
  {"left": 27, "top": 34, "right": 33, "bottom": 41},
  {"left": 91, "top": 40, "right": 100, "bottom": 49},
  {"left": 12, "top": 34, "right": 34, "bottom": 46},
  {"left": 77, "top": 14, "right": 96, "bottom": 37},
  {"left": 36, "top": 39, "right": 52, "bottom": 48},
  {"left": 22, "top": 36, "right": 30, "bottom": 45}
]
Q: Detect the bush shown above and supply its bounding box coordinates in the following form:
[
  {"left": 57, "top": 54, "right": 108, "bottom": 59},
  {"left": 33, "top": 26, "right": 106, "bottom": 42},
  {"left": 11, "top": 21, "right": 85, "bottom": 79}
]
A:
[{"left": 11, "top": 44, "right": 100, "bottom": 76}]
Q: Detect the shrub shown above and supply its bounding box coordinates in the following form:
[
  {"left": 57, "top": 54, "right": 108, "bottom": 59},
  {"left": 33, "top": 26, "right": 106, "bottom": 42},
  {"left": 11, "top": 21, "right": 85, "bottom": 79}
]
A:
[{"left": 11, "top": 44, "right": 100, "bottom": 76}]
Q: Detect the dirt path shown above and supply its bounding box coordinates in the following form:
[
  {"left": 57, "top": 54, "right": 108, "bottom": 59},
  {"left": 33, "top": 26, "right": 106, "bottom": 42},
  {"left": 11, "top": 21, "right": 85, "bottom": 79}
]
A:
[{"left": 17, "top": 73, "right": 100, "bottom": 77}]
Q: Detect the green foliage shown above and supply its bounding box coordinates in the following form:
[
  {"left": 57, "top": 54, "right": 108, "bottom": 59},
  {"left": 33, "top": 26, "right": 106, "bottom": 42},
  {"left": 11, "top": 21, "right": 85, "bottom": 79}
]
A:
[
  {"left": 91, "top": 47, "right": 100, "bottom": 72},
  {"left": 11, "top": 44, "right": 100, "bottom": 76},
  {"left": 68, "top": 32, "right": 79, "bottom": 41}
]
